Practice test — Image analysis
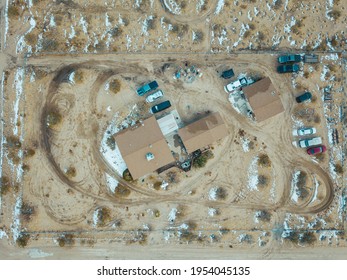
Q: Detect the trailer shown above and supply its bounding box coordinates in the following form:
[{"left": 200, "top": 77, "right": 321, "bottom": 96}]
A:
[{"left": 304, "top": 54, "right": 319, "bottom": 63}]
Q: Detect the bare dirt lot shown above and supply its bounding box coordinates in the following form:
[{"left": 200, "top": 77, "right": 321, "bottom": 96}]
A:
[{"left": 0, "top": 0, "right": 346, "bottom": 259}]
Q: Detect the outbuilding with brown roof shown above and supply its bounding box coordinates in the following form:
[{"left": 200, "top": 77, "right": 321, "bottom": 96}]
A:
[{"left": 242, "top": 77, "right": 284, "bottom": 122}]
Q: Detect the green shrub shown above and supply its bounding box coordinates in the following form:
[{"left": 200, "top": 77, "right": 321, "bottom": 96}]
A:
[
  {"left": 193, "top": 150, "right": 213, "bottom": 168},
  {"left": 16, "top": 234, "right": 30, "bottom": 248},
  {"left": 123, "top": 169, "right": 133, "bottom": 181}
]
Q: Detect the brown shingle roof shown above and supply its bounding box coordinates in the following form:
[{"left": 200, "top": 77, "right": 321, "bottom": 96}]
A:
[
  {"left": 178, "top": 112, "right": 228, "bottom": 154},
  {"left": 114, "top": 116, "right": 175, "bottom": 179},
  {"left": 242, "top": 77, "right": 284, "bottom": 122}
]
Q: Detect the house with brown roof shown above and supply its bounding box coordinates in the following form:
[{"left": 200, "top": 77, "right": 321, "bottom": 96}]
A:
[
  {"left": 178, "top": 112, "right": 228, "bottom": 154},
  {"left": 242, "top": 77, "right": 284, "bottom": 122},
  {"left": 113, "top": 116, "right": 175, "bottom": 179}
]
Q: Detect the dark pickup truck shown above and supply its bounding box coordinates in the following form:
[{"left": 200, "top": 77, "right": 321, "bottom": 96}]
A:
[
  {"left": 278, "top": 54, "right": 302, "bottom": 64},
  {"left": 150, "top": 100, "right": 171, "bottom": 114},
  {"left": 277, "top": 64, "right": 300, "bottom": 73}
]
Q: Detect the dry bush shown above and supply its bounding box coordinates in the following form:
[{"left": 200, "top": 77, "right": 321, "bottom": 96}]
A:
[
  {"left": 57, "top": 234, "right": 75, "bottom": 247},
  {"left": 25, "top": 33, "right": 37, "bottom": 45},
  {"left": 303, "top": 71, "right": 310, "bottom": 79},
  {"left": 115, "top": 184, "right": 131, "bottom": 197},
  {"left": 273, "top": 0, "right": 283, "bottom": 10},
  {"left": 0, "top": 176, "right": 11, "bottom": 195},
  {"left": 46, "top": 110, "right": 62, "bottom": 128},
  {"left": 258, "top": 154, "right": 271, "bottom": 168},
  {"left": 41, "top": 38, "right": 58, "bottom": 52},
  {"left": 334, "top": 163, "right": 343, "bottom": 174},
  {"left": 97, "top": 207, "right": 112, "bottom": 227},
  {"left": 122, "top": 169, "right": 133, "bottom": 181},
  {"left": 21, "top": 203, "right": 35, "bottom": 222},
  {"left": 299, "top": 232, "right": 316, "bottom": 245},
  {"left": 153, "top": 181, "right": 162, "bottom": 190},
  {"left": 215, "top": 187, "right": 227, "bottom": 200},
  {"left": 256, "top": 210, "right": 271, "bottom": 222},
  {"left": 316, "top": 41, "right": 327, "bottom": 51},
  {"left": 109, "top": 79, "right": 121, "bottom": 94},
  {"left": 16, "top": 234, "right": 30, "bottom": 248},
  {"left": 315, "top": 153, "right": 325, "bottom": 162},
  {"left": 171, "top": 23, "right": 189, "bottom": 37},
  {"left": 193, "top": 150, "right": 213, "bottom": 168},
  {"left": 65, "top": 166, "right": 76, "bottom": 178},
  {"left": 106, "top": 136, "right": 116, "bottom": 150},
  {"left": 24, "top": 148, "right": 35, "bottom": 158},
  {"left": 192, "top": 30, "right": 204, "bottom": 44},
  {"left": 8, "top": 6, "right": 20, "bottom": 18},
  {"left": 248, "top": 23, "right": 255, "bottom": 30},
  {"left": 109, "top": 27, "right": 123, "bottom": 37},
  {"left": 5, "top": 135, "right": 21, "bottom": 149},
  {"left": 327, "top": 10, "right": 341, "bottom": 20},
  {"left": 166, "top": 171, "right": 179, "bottom": 183},
  {"left": 74, "top": 69, "right": 84, "bottom": 84},
  {"left": 313, "top": 114, "right": 321, "bottom": 124},
  {"left": 240, "top": 4, "right": 247, "bottom": 9},
  {"left": 258, "top": 174, "right": 269, "bottom": 187},
  {"left": 243, "top": 30, "right": 251, "bottom": 38},
  {"left": 257, "top": 31, "right": 265, "bottom": 41}
]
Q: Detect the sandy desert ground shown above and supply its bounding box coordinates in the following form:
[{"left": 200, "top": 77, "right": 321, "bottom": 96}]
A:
[{"left": 0, "top": 0, "right": 346, "bottom": 259}]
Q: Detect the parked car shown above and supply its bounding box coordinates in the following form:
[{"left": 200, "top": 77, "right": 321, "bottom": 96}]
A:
[
  {"left": 146, "top": 90, "right": 164, "bottom": 103},
  {"left": 293, "top": 127, "right": 316, "bottom": 136},
  {"left": 224, "top": 77, "right": 248, "bottom": 93},
  {"left": 298, "top": 137, "right": 322, "bottom": 148},
  {"left": 136, "top": 80, "right": 158, "bottom": 96},
  {"left": 278, "top": 54, "right": 302, "bottom": 64},
  {"left": 150, "top": 100, "right": 171, "bottom": 114},
  {"left": 307, "top": 145, "right": 326, "bottom": 155},
  {"left": 296, "top": 92, "right": 312, "bottom": 103},
  {"left": 221, "top": 68, "right": 235, "bottom": 79},
  {"left": 277, "top": 64, "right": 300, "bottom": 73}
]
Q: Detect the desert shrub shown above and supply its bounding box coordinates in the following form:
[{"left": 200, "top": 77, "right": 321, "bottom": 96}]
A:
[
  {"left": 146, "top": 16, "right": 156, "bottom": 30},
  {"left": 248, "top": 23, "right": 255, "bottom": 30},
  {"left": 313, "top": 114, "right": 321, "bottom": 124},
  {"left": 303, "top": 71, "right": 310, "bottom": 79},
  {"left": 215, "top": 187, "right": 227, "bottom": 200},
  {"left": 115, "top": 184, "right": 131, "bottom": 197},
  {"left": 334, "top": 163, "right": 343, "bottom": 174},
  {"left": 41, "top": 38, "right": 58, "bottom": 52},
  {"left": 109, "top": 79, "right": 121, "bottom": 94},
  {"left": 239, "top": 234, "right": 253, "bottom": 243},
  {"left": 109, "top": 27, "right": 122, "bottom": 37},
  {"left": 5, "top": 135, "right": 21, "bottom": 149},
  {"left": 0, "top": 176, "right": 11, "bottom": 195},
  {"left": 57, "top": 234, "right": 75, "bottom": 247},
  {"left": 21, "top": 203, "right": 35, "bottom": 222},
  {"left": 258, "top": 154, "right": 271, "bottom": 168},
  {"left": 154, "top": 209, "right": 160, "bottom": 217},
  {"left": 258, "top": 175, "right": 269, "bottom": 187},
  {"left": 273, "top": 0, "right": 283, "bottom": 10},
  {"left": 74, "top": 69, "right": 84, "bottom": 84},
  {"left": 166, "top": 171, "right": 178, "bottom": 183},
  {"left": 283, "top": 230, "right": 299, "bottom": 243},
  {"left": 106, "top": 136, "right": 116, "bottom": 150},
  {"left": 16, "top": 234, "right": 30, "bottom": 248},
  {"left": 243, "top": 30, "right": 251, "bottom": 38},
  {"left": 257, "top": 31, "right": 265, "bottom": 41},
  {"left": 123, "top": 169, "right": 133, "bottom": 181},
  {"left": 193, "top": 150, "right": 214, "bottom": 168},
  {"left": 97, "top": 207, "right": 112, "bottom": 227},
  {"left": 8, "top": 6, "right": 20, "bottom": 18},
  {"left": 21, "top": 164, "right": 30, "bottom": 173},
  {"left": 24, "top": 148, "right": 35, "bottom": 158},
  {"left": 65, "top": 166, "right": 76, "bottom": 178},
  {"left": 171, "top": 23, "right": 189, "bottom": 37},
  {"left": 25, "top": 33, "right": 37, "bottom": 45},
  {"left": 46, "top": 110, "right": 62, "bottom": 128},
  {"left": 316, "top": 41, "right": 327, "bottom": 51},
  {"left": 256, "top": 210, "right": 271, "bottom": 222},
  {"left": 192, "top": 30, "right": 204, "bottom": 43},
  {"left": 327, "top": 10, "right": 341, "bottom": 20},
  {"left": 153, "top": 181, "right": 162, "bottom": 190},
  {"left": 240, "top": 4, "right": 247, "bottom": 9},
  {"left": 299, "top": 232, "right": 316, "bottom": 244},
  {"left": 330, "top": 37, "right": 339, "bottom": 47}
]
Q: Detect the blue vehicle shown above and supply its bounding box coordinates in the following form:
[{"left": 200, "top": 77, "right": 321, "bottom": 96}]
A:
[
  {"left": 277, "top": 64, "right": 300, "bottom": 73},
  {"left": 136, "top": 80, "right": 158, "bottom": 96},
  {"left": 296, "top": 92, "right": 312, "bottom": 103},
  {"left": 278, "top": 54, "right": 302, "bottom": 64}
]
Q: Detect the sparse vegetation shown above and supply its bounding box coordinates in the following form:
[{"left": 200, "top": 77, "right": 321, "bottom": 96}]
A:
[
  {"left": 192, "top": 30, "right": 204, "bottom": 43},
  {"left": 334, "top": 163, "right": 343, "bottom": 174},
  {"left": 114, "top": 184, "right": 131, "bottom": 197},
  {"left": 258, "top": 154, "right": 271, "bottom": 168},
  {"left": 153, "top": 181, "right": 162, "bottom": 190},
  {"left": 296, "top": 171, "right": 309, "bottom": 200},
  {"left": 299, "top": 232, "right": 316, "bottom": 245},
  {"left": 97, "top": 207, "right": 112, "bottom": 227},
  {"left": 256, "top": 210, "right": 271, "bottom": 222},
  {"left": 16, "top": 233, "right": 30, "bottom": 248},
  {"left": 0, "top": 176, "right": 11, "bottom": 195},
  {"left": 21, "top": 203, "right": 35, "bottom": 222},
  {"left": 57, "top": 234, "right": 75, "bottom": 247},
  {"left": 65, "top": 166, "right": 77, "bottom": 178},
  {"left": 74, "top": 69, "right": 84, "bottom": 84},
  {"left": 327, "top": 10, "right": 341, "bottom": 20},
  {"left": 8, "top": 6, "right": 20, "bottom": 18},
  {"left": 24, "top": 148, "right": 35, "bottom": 158},
  {"left": 46, "top": 110, "right": 62, "bottom": 128},
  {"left": 109, "top": 79, "right": 121, "bottom": 94},
  {"left": 106, "top": 136, "right": 116, "bottom": 150},
  {"left": 123, "top": 169, "right": 133, "bottom": 181},
  {"left": 258, "top": 174, "right": 269, "bottom": 187},
  {"left": 193, "top": 150, "right": 214, "bottom": 168}
]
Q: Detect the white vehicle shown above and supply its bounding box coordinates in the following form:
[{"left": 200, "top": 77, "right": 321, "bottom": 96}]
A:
[
  {"left": 298, "top": 137, "right": 322, "bottom": 148},
  {"left": 146, "top": 90, "right": 164, "bottom": 103},
  {"left": 292, "top": 127, "right": 316, "bottom": 136},
  {"left": 224, "top": 77, "right": 248, "bottom": 93}
]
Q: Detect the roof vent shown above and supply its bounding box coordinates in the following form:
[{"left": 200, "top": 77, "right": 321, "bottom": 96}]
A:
[{"left": 146, "top": 153, "right": 154, "bottom": 161}]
